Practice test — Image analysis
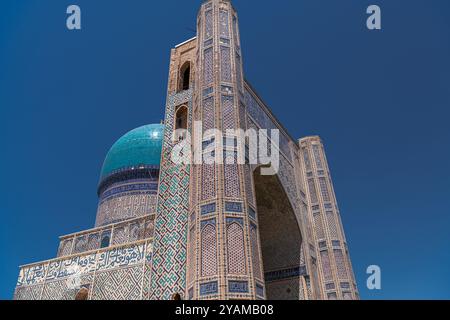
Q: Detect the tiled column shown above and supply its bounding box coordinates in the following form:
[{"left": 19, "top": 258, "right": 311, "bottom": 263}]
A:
[
  {"left": 299, "top": 136, "right": 359, "bottom": 300},
  {"left": 187, "top": 0, "right": 264, "bottom": 300}
]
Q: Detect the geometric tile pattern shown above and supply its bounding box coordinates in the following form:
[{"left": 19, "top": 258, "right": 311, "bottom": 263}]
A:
[
  {"left": 57, "top": 215, "right": 154, "bottom": 257},
  {"left": 228, "top": 281, "right": 248, "bottom": 293},
  {"left": 219, "top": 9, "right": 230, "bottom": 37},
  {"left": 15, "top": 0, "right": 358, "bottom": 302},
  {"left": 91, "top": 266, "right": 143, "bottom": 300},
  {"left": 14, "top": 240, "right": 152, "bottom": 300},
  {"left": 220, "top": 46, "right": 232, "bottom": 82},
  {"left": 333, "top": 249, "right": 348, "bottom": 280},
  {"left": 320, "top": 250, "right": 333, "bottom": 282},
  {"left": 226, "top": 221, "right": 246, "bottom": 275},
  {"left": 150, "top": 89, "right": 192, "bottom": 300},
  {"left": 200, "top": 281, "right": 218, "bottom": 296},
  {"left": 299, "top": 136, "right": 359, "bottom": 299},
  {"left": 14, "top": 285, "right": 44, "bottom": 301},
  {"left": 250, "top": 223, "right": 262, "bottom": 279},
  {"left": 201, "top": 222, "right": 217, "bottom": 277}
]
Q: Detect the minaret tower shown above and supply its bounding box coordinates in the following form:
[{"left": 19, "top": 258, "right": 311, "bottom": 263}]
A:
[
  {"left": 299, "top": 136, "right": 359, "bottom": 299},
  {"left": 186, "top": 0, "right": 264, "bottom": 300}
]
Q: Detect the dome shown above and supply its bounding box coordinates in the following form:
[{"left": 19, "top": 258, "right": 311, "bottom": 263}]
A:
[{"left": 100, "top": 124, "right": 164, "bottom": 181}]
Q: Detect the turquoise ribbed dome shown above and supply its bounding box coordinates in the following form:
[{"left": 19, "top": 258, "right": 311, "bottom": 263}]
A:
[{"left": 100, "top": 124, "right": 164, "bottom": 180}]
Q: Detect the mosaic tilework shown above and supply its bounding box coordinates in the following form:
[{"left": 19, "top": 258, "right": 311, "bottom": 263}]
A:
[
  {"left": 326, "top": 211, "right": 339, "bottom": 239},
  {"left": 220, "top": 46, "right": 232, "bottom": 83},
  {"left": 203, "top": 48, "right": 214, "bottom": 86},
  {"left": 201, "top": 164, "right": 216, "bottom": 200},
  {"left": 319, "top": 177, "right": 331, "bottom": 202},
  {"left": 235, "top": 53, "right": 243, "bottom": 90},
  {"left": 229, "top": 281, "right": 248, "bottom": 293},
  {"left": 20, "top": 264, "right": 47, "bottom": 286},
  {"left": 328, "top": 292, "right": 338, "bottom": 300},
  {"left": 144, "top": 219, "right": 154, "bottom": 238},
  {"left": 302, "top": 147, "right": 312, "bottom": 171},
  {"left": 112, "top": 226, "right": 127, "bottom": 245},
  {"left": 205, "top": 10, "right": 213, "bottom": 39},
  {"left": 224, "top": 163, "right": 241, "bottom": 198},
  {"left": 92, "top": 266, "right": 143, "bottom": 300},
  {"left": 15, "top": 241, "right": 152, "bottom": 300},
  {"left": 58, "top": 239, "right": 73, "bottom": 257},
  {"left": 333, "top": 249, "right": 348, "bottom": 280},
  {"left": 15, "top": 0, "right": 360, "bottom": 301},
  {"left": 232, "top": 15, "right": 239, "bottom": 46},
  {"left": 142, "top": 263, "right": 153, "bottom": 300},
  {"left": 312, "top": 144, "right": 323, "bottom": 169},
  {"left": 244, "top": 87, "right": 292, "bottom": 160},
  {"left": 57, "top": 215, "right": 154, "bottom": 257},
  {"left": 96, "top": 190, "right": 157, "bottom": 227},
  {"left": 226, "top": 219, "right": 246, "bottom": 275},
  {"left": 222, "top": 95, "right": 235, "bottom": 130},
  {"left": 14, "top": 285, "right": 43, "bottom": 300},
  {"left": 278, "top": 156, "right": 301, "bottom": 214},
  {"left": 87, "top": 233, "right": 100, "bottom": 251},
  {"left": 100, "top": 183, "right": 158, "bottom": 201},
  {"left": 201, "top": 203, "right": 216, "bottom": 215},
  {"left": 250, "top": 223, "right": 262, "bottom": 279},
  {"left": 129, "top": 221, "right": 144, "bottom": 242},
  {"left": 238, "top": 101, "right": 246, "bottom": 130},
  {"left": 151, "top": 89, "right": 192, "bottom": 300},
  {"left": 201, "top": 221, "right": 217, "bottom": 277},
  {"left": 73, "top": 236, "right": 86, "bottom": 254},
  {"left": 244, "top": 165, "right": 255, "bottom": 206},
  {"left": 200, "top": 281, "right": 218, "bottom": 296},
  {"left": 320, "top": 250, "right": 333, "bottom": 282},
  {"left": 203, "top": 97, "right": 215, "bottom": 132},
  {"left": 343, "top": 291, "right": 353, "bottom": 300},
  {"left": 256, "top": 283, "right": 264, "bottom": 298},
  {"left": 219, "top": 9, "right": 230, "bottom": 37},
  {"left": 41, "top": 275, "right": 93, "bottom": 300},
  {"left": 41, "top": 280, "right": 77, "bottom": 300},
  {"left": 191, "top": 165, "right": 198, "bottom": 208},
  {"left": 201, "top": 100, "right": 217, "bottom": 203},
  {"left": 265, "top": 266, "right": 307, "bottom": 282},
  {"left": 224, "top": 202, "right": 243, "bottom": 213},
  {"left": 187, "top": 226, "right": 196, "bottom": 286},
  {"left": 308, "top": 179, "right": 318, "bottom": 204},
  {"left": 248, "top": 206, "right": 256, "bottom": 220},
  {"left": 96, "top": 244, "right": 145, "bottom": 271},
  {"left": 313, "top": 212, "right": 325, "bottom": 240}
]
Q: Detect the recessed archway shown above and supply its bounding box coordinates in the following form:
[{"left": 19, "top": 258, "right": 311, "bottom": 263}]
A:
[
  {"left": 253, "top": 169, "right": 303, "bottom": 300},
  {"left": 178, "top": 62, "right": 191, "bottom": 92}
]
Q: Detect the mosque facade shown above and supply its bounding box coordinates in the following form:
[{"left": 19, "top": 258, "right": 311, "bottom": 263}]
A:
[{"left": 14, "top": 0, "right": 358, "bottom": 300}]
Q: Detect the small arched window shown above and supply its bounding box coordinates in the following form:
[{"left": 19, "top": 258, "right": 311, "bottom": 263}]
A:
[
  {"left": 100, "top": 235, "right": 110, "bottom": 248},
  {"left": 174, "top": 106, "right": 188, "bottom": 142},
  {"left": 179, "top": 62, "right": 191, "bottom": 92}
]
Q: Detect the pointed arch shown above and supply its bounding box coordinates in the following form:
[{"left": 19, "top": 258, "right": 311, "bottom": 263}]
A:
[
  {"left": 253, "top": 169, "right": 303, "bottom": 300},
  {"left": 178, "top": 61, "right": 191, "bottom": 92}
]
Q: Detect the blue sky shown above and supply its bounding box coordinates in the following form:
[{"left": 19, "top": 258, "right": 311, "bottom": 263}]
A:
[{"left": 1, "top": 0, "right": 449, "bottom": 300}]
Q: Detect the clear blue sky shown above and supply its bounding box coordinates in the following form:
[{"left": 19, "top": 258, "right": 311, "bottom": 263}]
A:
[{"left": 1, "top": 0, "right": 449, "bottom": 300}]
